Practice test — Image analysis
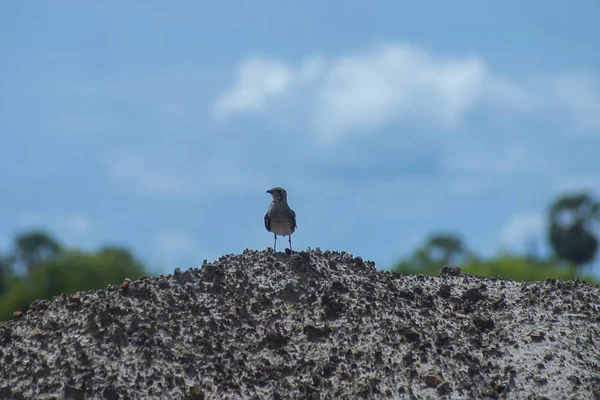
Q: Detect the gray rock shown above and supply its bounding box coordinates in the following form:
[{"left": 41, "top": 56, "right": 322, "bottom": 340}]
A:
[{"left": 1, "top": 249, "right": 599, "bottom": 399}]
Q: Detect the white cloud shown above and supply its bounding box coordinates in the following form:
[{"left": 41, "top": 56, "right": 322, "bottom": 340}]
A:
[
  {"left": 313, "top": 44, "right": 522, "bottom": 140},
  {"left": 499, "top": 212, "right": 545, "bottom": 250},
  {"left": 298, "top": 56, "right": 325, "bottom": 83},
  {"left": 213, "top": 57, "right": 294, "bottom": 119},
  {"left": 212, "top": 54, "right": 327, "bottom": 123},
  {"left": 213, "top": 41, "right": 599, "bottom": 143}
]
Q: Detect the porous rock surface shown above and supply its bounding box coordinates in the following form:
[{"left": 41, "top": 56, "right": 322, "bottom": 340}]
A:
[{"left": 1, "top": 249, "right": 600, "bottom": 399}]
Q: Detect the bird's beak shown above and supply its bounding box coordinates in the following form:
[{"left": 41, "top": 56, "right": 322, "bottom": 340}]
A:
[{"left": 266, "top": 189, "right": 272, "bottom": 194}]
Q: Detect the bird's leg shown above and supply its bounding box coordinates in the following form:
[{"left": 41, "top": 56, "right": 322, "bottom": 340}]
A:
[
  {"left": 273, "top": 233, "right": 277, "bottom": 252},
  {"left": 289, "top": 235, "right": 292, "bottom": 251}
]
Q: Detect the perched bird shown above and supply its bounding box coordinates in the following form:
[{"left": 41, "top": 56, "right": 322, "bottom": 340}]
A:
[{"left": 264, "top": 187, "right": 297, "bottom": 252}]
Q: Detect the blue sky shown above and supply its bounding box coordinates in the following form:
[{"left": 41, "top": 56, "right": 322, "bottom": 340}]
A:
[{"left": 2, "top": 1, "right": 600, "bottom": 276}]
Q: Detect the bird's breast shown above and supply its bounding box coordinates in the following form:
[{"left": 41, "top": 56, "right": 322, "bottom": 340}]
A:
[{"left": 269, "top": 218, "right": 294, "bottom": 235}]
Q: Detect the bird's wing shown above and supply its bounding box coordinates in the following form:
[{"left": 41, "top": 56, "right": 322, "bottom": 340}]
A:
[
  {"left": 264, "top": 212, "right": 271, "bottom": 232},
  {"left": 290, "top": 209, "right": 297, "bottom": 230}
]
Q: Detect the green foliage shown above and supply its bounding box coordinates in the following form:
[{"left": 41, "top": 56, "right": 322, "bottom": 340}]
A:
[
  {"left": 395, "top": 192, "right": 600, "bottom": 283},
  {"left": 0, "top": 232, "right": 147, "bottom": 322},
  {"left": 395, "top": 251, "right": 597, "bottom": 283},
  {"left": 548, "top": 192, "right": 600, "bottom": 267},
  {"left": 460, "top": 255, "right": 588, "bottom": 282},
  {"left": 394, "top": 232, "right": 474, "bottom": 275}
]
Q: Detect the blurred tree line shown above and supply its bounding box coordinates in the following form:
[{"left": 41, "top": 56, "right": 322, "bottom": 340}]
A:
[
  {"left": 1, "top": 191, "right": 598, "bottom": 322},
  {"left": 395, "top": 192, "right": 600, "bottom": 283},
  {"left": 0, "top": 230, "right": 146, "bottom": 321}
]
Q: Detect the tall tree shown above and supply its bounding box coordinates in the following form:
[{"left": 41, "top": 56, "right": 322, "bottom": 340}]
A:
[
  {"left": 0, "top": 254, "right": 12, "bottom": 296},
  {"left": 394, "top": 232, "right": 467, "bottom": 275},
  {"left": 421, "top": 233, "right": 466, "bottom": 266},
  {"left": 548, "top": 192, "right": 600, "bottom": 268},
  {"left": 14, "top": 230, "right": 62, "bottom": 271}
]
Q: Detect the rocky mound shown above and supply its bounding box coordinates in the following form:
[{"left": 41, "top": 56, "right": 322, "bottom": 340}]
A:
[{"left": 1, "top": 249, "right": 599, "bottom": 399}]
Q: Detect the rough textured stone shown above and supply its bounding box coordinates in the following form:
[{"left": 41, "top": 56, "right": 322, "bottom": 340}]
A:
[{"left": 1, "top": 249, "right": 599, "bottom": 399}]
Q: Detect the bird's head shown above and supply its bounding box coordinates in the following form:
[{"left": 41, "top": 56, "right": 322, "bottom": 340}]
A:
[{"left": 267, "top": 187, "right": 287, "bottom": 203}]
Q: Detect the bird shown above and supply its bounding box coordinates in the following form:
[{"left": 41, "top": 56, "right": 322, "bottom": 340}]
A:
[{"left": 264, "top": 187, "right": 297, "bottom": 252}]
